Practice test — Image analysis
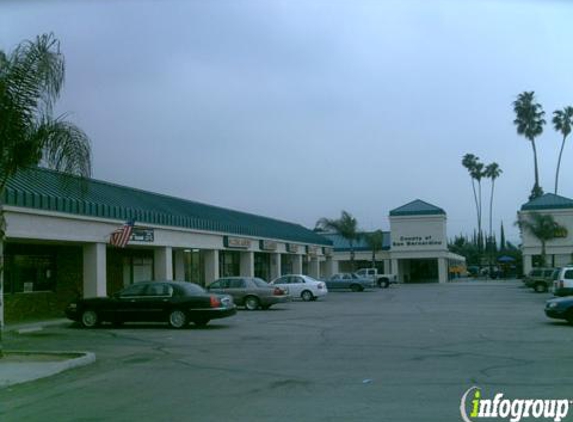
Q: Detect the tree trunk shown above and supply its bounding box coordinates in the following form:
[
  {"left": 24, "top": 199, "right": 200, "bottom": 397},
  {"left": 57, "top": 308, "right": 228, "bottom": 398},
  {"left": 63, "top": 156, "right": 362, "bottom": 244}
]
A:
[
  {"left": 489, "top": 180, "right": 495, "bottom": 276},
  {"left": 0, "top": 178, "right": 9, "bottom": 358},
  {"left": 555, "top": 134, "right": 567, "bottom": 194},
  {"left": 0, "top": 210, "right": 4, "bottom": 358},
  {"left": 531, "top": 139, "right": 540, "bottom": 191},
  {"left": 470, "top": 179, "right": 480, "bottom": 237}
]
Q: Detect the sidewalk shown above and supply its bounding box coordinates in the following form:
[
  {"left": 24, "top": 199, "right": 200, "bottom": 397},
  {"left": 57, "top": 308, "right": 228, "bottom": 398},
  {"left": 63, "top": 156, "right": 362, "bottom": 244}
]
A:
[{"left": 1, "top": 318, "right": 95, "bottom": 389}]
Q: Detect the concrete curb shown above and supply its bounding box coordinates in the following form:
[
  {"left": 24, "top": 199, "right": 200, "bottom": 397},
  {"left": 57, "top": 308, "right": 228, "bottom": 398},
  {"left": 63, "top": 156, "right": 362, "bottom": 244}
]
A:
[
  {"left": 5, "top": 318, "right": 70, "bottom": 334},
  {"left": 0, "top": 351, "right": 96, "bottom": 389}
]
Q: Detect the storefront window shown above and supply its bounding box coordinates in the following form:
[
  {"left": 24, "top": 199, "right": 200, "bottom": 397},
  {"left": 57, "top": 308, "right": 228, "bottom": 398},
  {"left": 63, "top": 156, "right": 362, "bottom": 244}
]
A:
[
  {"left": 281, "top": 254, "right": 293, "bottom": 275},
  {"left": 254, "top": 253, "right": 271, "bottom": 281},
  {"left": 5, "top": 254, "right": 56, "bottom": 293},
  {"left": 220, "top": 251, "right": 240, "bottom": 277},
  {"left": 185, "top": 249, "right": 206, "bottom": 286}
]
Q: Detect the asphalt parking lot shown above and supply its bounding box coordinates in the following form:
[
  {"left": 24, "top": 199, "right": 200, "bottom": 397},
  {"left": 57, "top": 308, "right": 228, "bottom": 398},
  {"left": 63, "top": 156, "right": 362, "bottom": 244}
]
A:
[{"left": 1, "top": 280, "right": 572, "bottom": 422}]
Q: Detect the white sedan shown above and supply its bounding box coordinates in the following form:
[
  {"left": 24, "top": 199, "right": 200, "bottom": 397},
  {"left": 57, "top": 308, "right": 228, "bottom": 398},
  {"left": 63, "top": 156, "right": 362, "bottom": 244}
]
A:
[{"left": 270, "top": 274, "right": 328, "bottom": 302}]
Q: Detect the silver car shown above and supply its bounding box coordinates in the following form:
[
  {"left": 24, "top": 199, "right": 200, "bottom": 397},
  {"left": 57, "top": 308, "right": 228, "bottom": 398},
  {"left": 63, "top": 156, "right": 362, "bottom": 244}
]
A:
[
  {"left": 207, "top": 277, "right": 290, "bottom": 310},
  {"left": 324, "top": 273, "right": 374, "bottom": 292}
]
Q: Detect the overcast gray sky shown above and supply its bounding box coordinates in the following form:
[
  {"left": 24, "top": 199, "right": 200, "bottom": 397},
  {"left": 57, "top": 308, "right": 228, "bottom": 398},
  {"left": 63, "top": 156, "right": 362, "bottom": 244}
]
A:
[{"left": 2, "top": 0, "right": 573, "bottom": 243}]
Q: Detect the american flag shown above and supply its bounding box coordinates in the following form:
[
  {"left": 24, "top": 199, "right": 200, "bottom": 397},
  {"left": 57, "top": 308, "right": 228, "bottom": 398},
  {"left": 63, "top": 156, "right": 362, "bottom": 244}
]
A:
[{"left": 109, "top": 220, "right": 135, "bottom": 248}]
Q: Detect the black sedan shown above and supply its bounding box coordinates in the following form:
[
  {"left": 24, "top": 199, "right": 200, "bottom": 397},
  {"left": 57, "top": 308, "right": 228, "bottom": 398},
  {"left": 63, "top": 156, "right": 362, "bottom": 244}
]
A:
[
  {"left": 545, "top": 296, "right": 573, "bottom": 324},
  {"left": 65, "top": 281, "right": 237, "bottom": 328}
]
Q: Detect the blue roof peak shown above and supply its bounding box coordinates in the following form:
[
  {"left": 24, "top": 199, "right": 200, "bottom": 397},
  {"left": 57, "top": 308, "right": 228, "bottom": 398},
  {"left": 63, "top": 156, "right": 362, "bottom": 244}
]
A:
[
  {"left": 389, "top": 199, "right": 446, "bottom": 217},
  {"left": 521, "top": 193, "right": 573, "bottom": 211}
]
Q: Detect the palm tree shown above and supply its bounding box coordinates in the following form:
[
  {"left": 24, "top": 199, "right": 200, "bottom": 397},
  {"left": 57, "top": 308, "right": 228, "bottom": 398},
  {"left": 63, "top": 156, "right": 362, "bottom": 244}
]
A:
[
  {"left": 462, "top": 153, "right": 485, "bottom": 251},
  {"left": 484, "top": 162, "right": 502, "bottom": 275},
  {"left": 0, "top": 33, "right": 92, "bottom": 356},
  {"left": 517, "top": 212, "right": 564, "bottom": 267},
  {"left": 316, "top": 211, "right": 359, "bottom": 271},
  {"left": 484, "top": 163, "right": 502, "bottom": 241},
  {"left": 552, "top": 106, "right": 573, "bottom": 194},
  {"left": 513, "top": 91, "right": 546, "bottom": 200},
  {"left": 363, "top": 230, "right": 384, "bottom": 269}
]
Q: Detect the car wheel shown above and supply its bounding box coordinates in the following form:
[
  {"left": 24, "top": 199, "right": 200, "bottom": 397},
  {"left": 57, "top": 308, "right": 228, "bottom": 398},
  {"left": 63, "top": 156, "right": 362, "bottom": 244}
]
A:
[
  {"left": 168, "top": 309, "right": 188, "bottom": 328},
  {"left": 381, "top": 279, "right": 390, "bottom": 288},
  {"left": 81, "top": 310, "right": 99, "bottom": 328},
  {"left": 350, "top": 284, "right": 362, "bottom": 292},
  {"left": 301, "top": 290, "right": 314, "bottom": 302},
  {"left": 534, "top": 283, "right": 547, "bottom": 293},
  {"left": 244, "top": 296, "right": 260, "bottom": 310},
  {"left": 194, "top": 319, "right": 210, "bottom": 327}
]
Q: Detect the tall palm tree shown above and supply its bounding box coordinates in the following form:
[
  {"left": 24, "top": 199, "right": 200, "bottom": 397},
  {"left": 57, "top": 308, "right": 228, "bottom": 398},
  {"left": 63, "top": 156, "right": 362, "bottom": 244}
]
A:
[
  {"left": 484, "top": 162, "right": 502, "bottom": 241},
  {"left": 462, "top": 153, "right": 485, "bottom": 251},
  {"left": 363, "top": 230, "right": 384, "bottom": 269},
  {"left": 484, "top": 162, "right": 502, "bottom": 275},
  {"left": 316, "top": 211, "right": 359, "bottom": 271},
  {"left": 0, "top": 33, "right": 92, "bottom": 356},
  {"left": 552, "top": 106, "right": 573, "bottom": 194},
  {"left": 517, "top": 212, "right": 564, "bottom": 267},
  {"left": 513, "top": 91, "right": 546, "bottom": 200}
]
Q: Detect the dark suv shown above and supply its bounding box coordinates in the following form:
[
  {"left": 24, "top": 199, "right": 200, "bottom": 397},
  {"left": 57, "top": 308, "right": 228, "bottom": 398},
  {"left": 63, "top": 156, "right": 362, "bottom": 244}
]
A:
[{"left": 523, "top": 267, "right": 557, "bottom": 293}]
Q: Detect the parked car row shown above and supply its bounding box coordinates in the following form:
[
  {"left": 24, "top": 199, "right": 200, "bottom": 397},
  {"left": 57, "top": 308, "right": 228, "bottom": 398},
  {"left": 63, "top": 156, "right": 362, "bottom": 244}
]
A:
[
  {"left": 65, "top": 281, "right": 237, "bottom": 329},
  {"left": 66, "top": 270, "right": 397, "bottom": 329},
  {"left": 521, "top": 265, "right": 573, "bottom": 324}
]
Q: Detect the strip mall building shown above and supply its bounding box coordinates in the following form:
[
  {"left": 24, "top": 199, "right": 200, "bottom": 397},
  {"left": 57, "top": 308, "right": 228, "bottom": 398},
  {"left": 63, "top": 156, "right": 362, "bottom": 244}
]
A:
[
  {"left": 1, "top": 168, "right": 464, "bottom": 323},
  {"left": 519, "top": 193, "right": 573, "bottom": 273}
]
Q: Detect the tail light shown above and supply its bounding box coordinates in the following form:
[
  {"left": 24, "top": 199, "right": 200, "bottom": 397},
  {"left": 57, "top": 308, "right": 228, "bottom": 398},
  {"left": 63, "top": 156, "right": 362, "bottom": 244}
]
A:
[
  {"left": 273, "top": 287, "right": 284, "bottom": 296},
  {"left": 559, "top": 281, "right": 564, "bottom": 289},
  {"left": 210, "top": 296, "right": 221, "bottom": 308},
  {"left": 317, "top": 282, "right": 324, "bottom": 289}
]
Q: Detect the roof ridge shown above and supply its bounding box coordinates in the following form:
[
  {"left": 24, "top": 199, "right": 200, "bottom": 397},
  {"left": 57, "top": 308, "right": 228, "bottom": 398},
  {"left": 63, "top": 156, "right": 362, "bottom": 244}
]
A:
[
  {"left": 19, "top": 167, "right": 311, "bottom": 229},
  {"left": 6, "top": 167, "right": 331, "bottom": 245}
]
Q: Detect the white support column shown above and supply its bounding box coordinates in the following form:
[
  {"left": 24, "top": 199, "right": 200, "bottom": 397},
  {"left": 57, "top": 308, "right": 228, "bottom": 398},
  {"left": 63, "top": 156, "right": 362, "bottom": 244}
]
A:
[
  {"left": 270, "top": 253, "right": 281, "bottom": 280},
  {"left": 83, "top": 243, "right": 107, "bottom": 298},
  {"left": 523, "top": 254, "right": 533, "bottom": 275},
  {"left": 240, "top": 251, "right": 255, "bottom": 277},
  {"left": 292, "top": 255, "right": 303, "bottom": 274},
  {"left": 309, "top": 257, "right": 320, "bottom": 278},
  {"left": 324, "top": 257, "right": 337, "bottom": 278},
  {"left": 438, "top": 258, "right": 448, "bottom": 284},
  {"left": 391, "top": 259, "right": 399, "bottom": 276},
  {"left": 154, "top": 246, "right": 173, "bottom": 280},
  {"left": 383, "top": 259, "right": 391, "bottom": 273},
  {"left": 204, "top": 250, "right": 219, "bottom": 285},
  {"left": 174, "top": 249, "right": 186, "bottom": 281}
]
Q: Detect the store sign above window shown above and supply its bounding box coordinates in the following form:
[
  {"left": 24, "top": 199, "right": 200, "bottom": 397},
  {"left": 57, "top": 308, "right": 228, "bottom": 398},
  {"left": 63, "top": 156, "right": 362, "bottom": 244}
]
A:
[
  {"left": 260, "top": 240, "right": 278, "bottom": 251},
  {"left": 130, "top": 227, "right": 154, "bottom": 242},
  {"left": 224, "top": 236, "right": 252, "bottom": 249},
  {"left": 286, "top": 243, "right": 299, "bottom": 253},
  {"left": 307, "top": 246, "right": 318, "bottom": 256}
]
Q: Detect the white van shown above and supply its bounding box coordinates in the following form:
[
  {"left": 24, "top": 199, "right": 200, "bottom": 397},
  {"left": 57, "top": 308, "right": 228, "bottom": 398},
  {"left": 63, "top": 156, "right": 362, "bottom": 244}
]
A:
[{"left": 552, "top": 266, "right": 573, "bottom": 297}]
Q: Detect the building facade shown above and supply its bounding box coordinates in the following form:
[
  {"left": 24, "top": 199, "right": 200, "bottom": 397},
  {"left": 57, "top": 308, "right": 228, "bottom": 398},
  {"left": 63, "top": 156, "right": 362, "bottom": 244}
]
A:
[
  {"left": 519, "top": 193, "right": 573, "bottom": 273},
  {"left": 1, "top": 170, "right": 467, "bottom": 324},
  {"left": 322, "top": 200, "right": 466, "bottom": 283},
  {"left": 1, "top": 168, "right": 332, "bottom": 323}
]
